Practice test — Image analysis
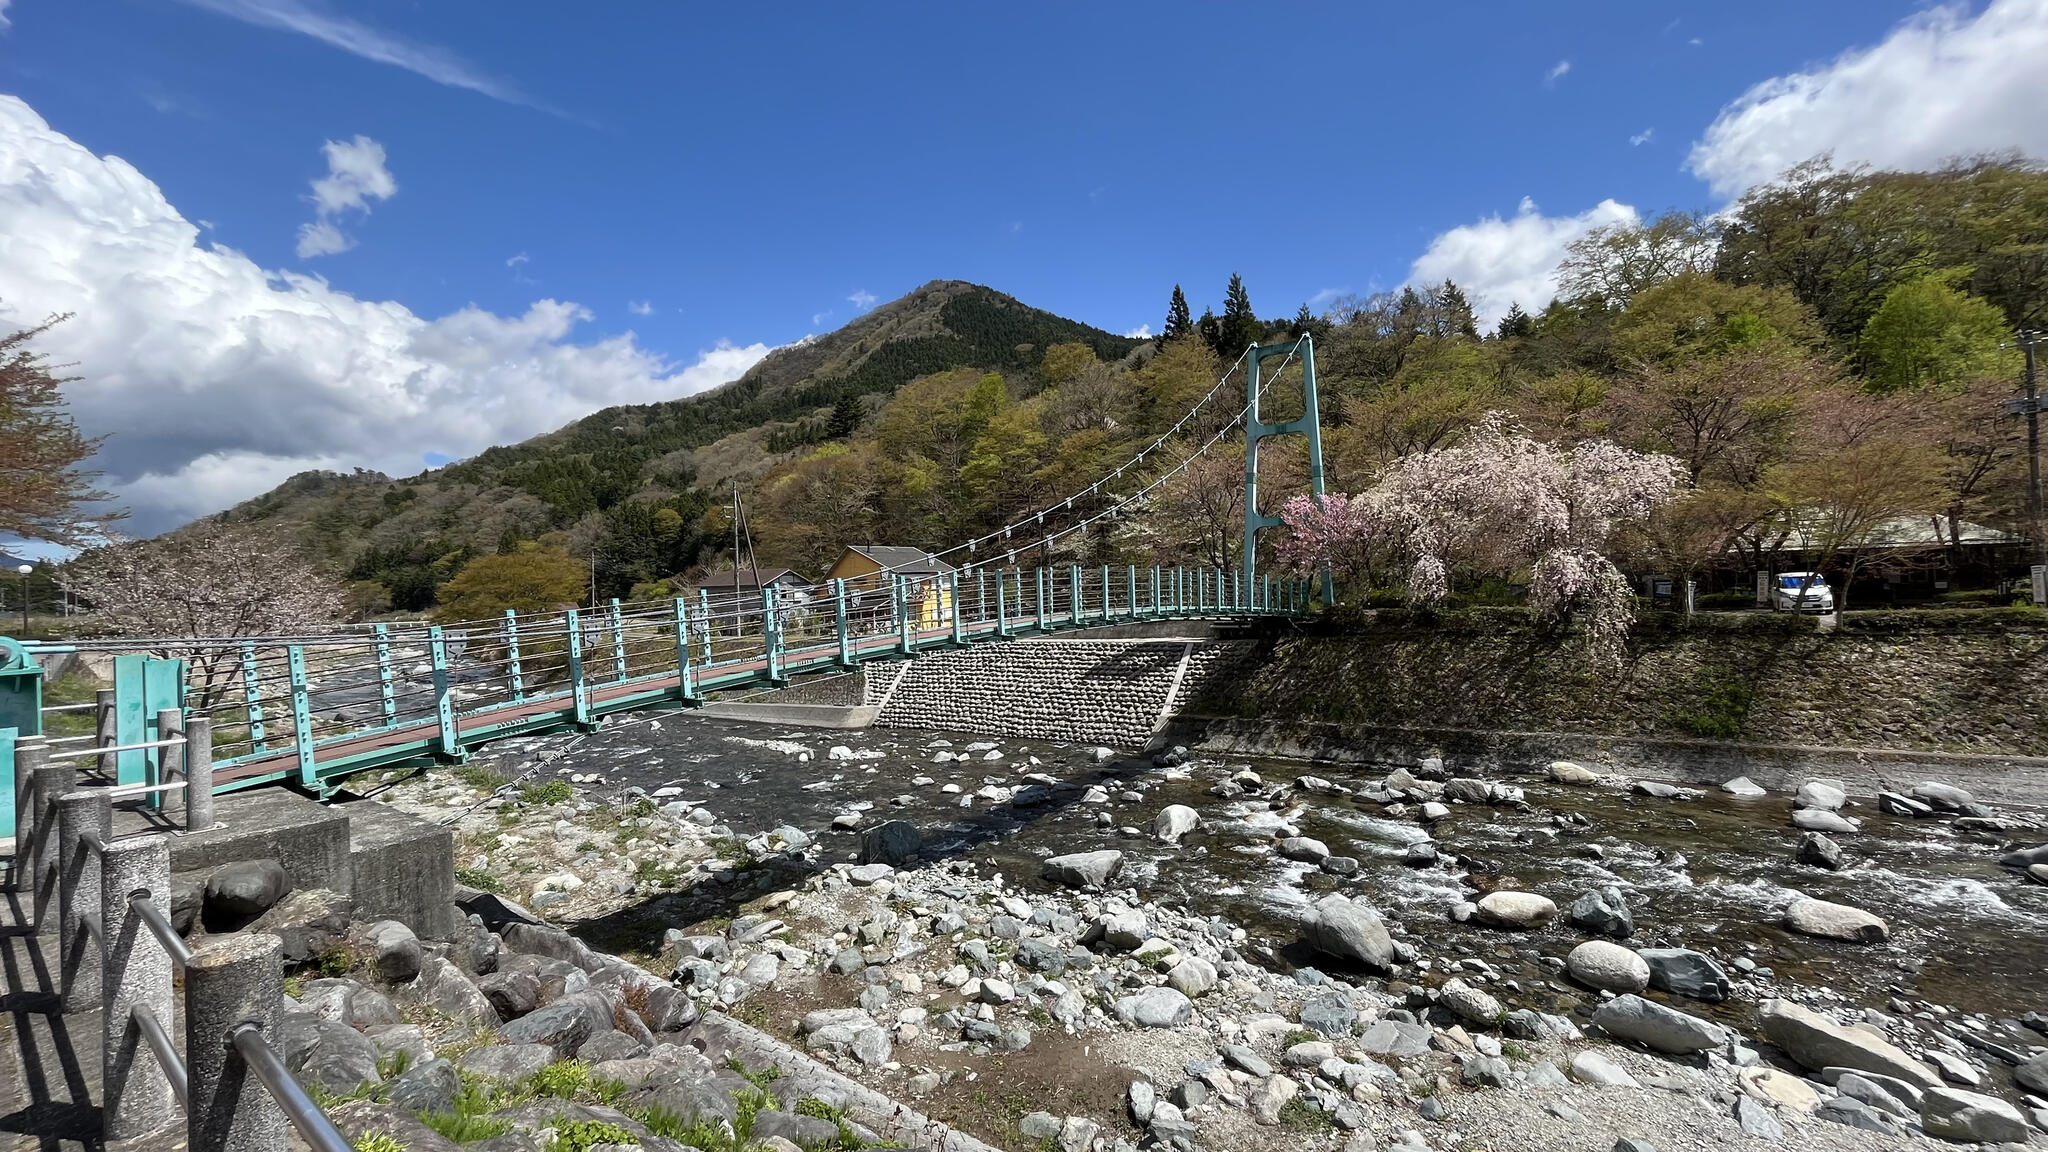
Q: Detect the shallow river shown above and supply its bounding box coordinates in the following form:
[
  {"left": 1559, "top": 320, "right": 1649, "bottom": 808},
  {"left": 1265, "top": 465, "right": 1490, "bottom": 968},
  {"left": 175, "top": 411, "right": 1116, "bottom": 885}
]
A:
[{"left": 532, "top": 710, "right": 2047, "bottom": 1027}]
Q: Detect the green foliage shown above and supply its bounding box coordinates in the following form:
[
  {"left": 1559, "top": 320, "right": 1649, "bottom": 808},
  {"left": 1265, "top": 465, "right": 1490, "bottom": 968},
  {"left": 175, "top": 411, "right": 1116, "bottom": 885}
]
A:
[
  {"left": 1281, "top": 1029, "right": 1320, "bottom": 1048},
  {"left": 353, "top": 1135, "right": 406, "bottom": 1152},
  {"left": 1278, "top": 1098, "right": 1337, "bottom": 1133},
  {"left": 726, "top": 1057, "right": 782, "bottom": 1090},
  {"left": 637, "top": 1106, "right": 727, "bottom": 1150},
  {"left": 1666, "top": 664, "right": 1756, "bottom": 739},
  {"left": 436, "top": 549, "right": 587, "bottom": 621},
  {"left": 547, "top": 1117, "right": 640, "bottom": 1151},
  {"left": 522, "top": 779, "right": 574, "bottom": 806},
  {"left": 455, "top": 764, "right": 508, "bottom": 791},
  {"left": 527, "top": 1059, "right": 591, "bottom": 1100},
  {"left": 1858, "top": 272, "right": 2019, "bottom": 392},
  {"left": 419, "top": 1111, "right": 514, "bottom": 1143}
]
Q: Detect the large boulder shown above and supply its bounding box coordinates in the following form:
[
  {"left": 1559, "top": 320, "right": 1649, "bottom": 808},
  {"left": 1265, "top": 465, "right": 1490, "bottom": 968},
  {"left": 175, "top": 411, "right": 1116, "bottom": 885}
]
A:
[
  {"left": 1794, "top": 781, "right": 1847, "bottom": 811},
  {"left": 456, "top": 1043, "right": 556, "bottom": 1082},
  {"left": 1999, "top": 843, "right": 2048, "bottom": 871},
  {"left": 1166, "top": 957, "right": 1217, "bottom": 998},
  {"left": 1637, "top": 947, "right": 1731, "bottom": 1002},
  {"left": 1114, "top": 987, "right": 1192, "bottom": 1029},
  {"left": 366, "top": 919, "right": 423, "bottom": 983},
  {"left": 1783, "top": 897, "right": 1887, "bottom": 943},
  {"left": 1153, "top": 805, "right": 1200, "bottom": 845},
  {"left": 1437, "top": 978, "right": 1502, "bottom": 1025},
  {"left": 1567, "top": 886, "right": 1633, "bottom": 938},
  {"left": 2016, "top": 1051, "right": 2048, "bottom": 1095},
  {"left": 1278, "top": 836, "right": 1331, "bottom": 863},
  {"left": 277, "top": 1011, "right": 381, "bottom": 1097},
  {"left": 412, "top": 956, "right": 498, "bottom": 1026},
  {"left": 1041, "top": 850, "right": 1123, "bottom": 888},
  {"left": 1919, "top": 1086, "right": 2031, "bottom": 1143},
  {"left": 1474, "top": 891, "right": 1556, "bottom": 930},
  {"left": 1548, "top": 761, "right": 1598, "bottom": 785},
  {"left": 1908, "top": 781, "right": 1975, "bottom": 812},
  {"left": 1757, "top": 999, "right": 1938, "bottom": 1087},
  {"left": 1567, "top": 941, "right": 1651, "bottom": 993},
  {"left": 1591, "top": 994, "right": 1726, "bottom": 1054},
  {"left": 1792, "top": 808, "right": 1860, "bottom": 834},
  {"left": 1301, "top": 895, "right": 1396, "bottom": 971},
  {"left": 1796, "top": 832, "right": 1844, "bottom": 870},
  {"left": 248, "top": 889, "right": 353, "bottom": 963},
  {"left": 859, "top": 820, "right": 921, "bottom": 867},
  {"left": 496, "top": 990, "right": 614, "bottom": 1058},
  {"left": 385, "top": 1058, "right": 459, "bottom": 1115},
  {"left": 204, "top": 858, "right": 292, "bottom": 929}
]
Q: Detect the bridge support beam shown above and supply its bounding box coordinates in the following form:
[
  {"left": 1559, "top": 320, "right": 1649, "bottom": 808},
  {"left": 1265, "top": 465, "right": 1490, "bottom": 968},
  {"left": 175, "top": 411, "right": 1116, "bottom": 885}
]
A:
[{"left": 1243, "top": 335, "right": 1333, "bottom": 609}]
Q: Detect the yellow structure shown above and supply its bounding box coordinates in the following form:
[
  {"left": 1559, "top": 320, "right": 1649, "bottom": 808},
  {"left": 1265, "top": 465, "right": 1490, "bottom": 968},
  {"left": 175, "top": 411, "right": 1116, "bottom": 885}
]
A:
[{"left": 824, "top": 545, "right": 955, "bottom": 631}]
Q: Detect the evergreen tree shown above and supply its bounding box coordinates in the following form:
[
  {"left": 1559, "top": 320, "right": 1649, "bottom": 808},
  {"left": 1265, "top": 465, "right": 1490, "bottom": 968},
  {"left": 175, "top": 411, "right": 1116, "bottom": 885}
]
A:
[
  {"left": 827, "top": 393, "right": 863, "bottom": 439},
  {"left": 1495, "top": 302, "right": 1534, "bottom": 340},
  {"left": 1220, "top": 273, "right": 1261, "bottom": 354},
  {"left": 1291, "top": 303, "right": 1315, "bottom": 338},
  {"left": 1438, "top": 279, "right": 1479, "bottom": 338},
  {"left": 1196, "top": 308, "right": 1223, "bottom": 356},
  {"left": 1162, "top": 285, "right": 1193, "bottom": 343}
]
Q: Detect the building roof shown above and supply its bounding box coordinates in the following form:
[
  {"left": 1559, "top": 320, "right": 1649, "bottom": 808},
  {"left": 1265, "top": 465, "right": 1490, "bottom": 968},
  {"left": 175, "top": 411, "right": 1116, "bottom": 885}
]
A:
[
  {"left": 844, "top": 545, "right": 956, "bottom": 575},
  {"left": 1750, "top": 516, "right": 2021, "bottom": 553},
  {"left": 688, "top": 567, "right": 807, "bottom": 590}
]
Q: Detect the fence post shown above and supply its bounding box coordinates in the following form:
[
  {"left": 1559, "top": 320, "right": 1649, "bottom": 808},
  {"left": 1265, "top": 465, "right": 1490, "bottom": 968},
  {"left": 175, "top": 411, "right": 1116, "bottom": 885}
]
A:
[
  {"left": 1035, "top": 568, "right": 1048, "bottom": 631},
  {"left": 236, "top": 647, "right": 268, "bottom": 756},
  {"left": 368, "top": 627, "right": 394, "bottom": 730},
  {"left": 56, "top": 788, "right": 109, "bottom": 1011},
  {"left": 184, "top": 716, "right": 215, "bottom": 833},
  {"left": 832, "top": 581, "right": 852, "bottom": 668},
  {"left": 608, "top": 598, "right": 628, "bottom": 683},
  {"left": 502, "top": 610, "right": 526, "bottom": 703},
  {"left": 27, "top": 740, "right": 67, "bottom": 925},
  {"left": 949, "top": 572, "right": 965, "bottom": 645},
  {"left": 895, "top": 577, "right": 913, "bottom": 656},
  {"left": 10, "top": 736, "right": 45, "bottom": 896},
  {"left": 102, "top": 835, "right": 174, "bottom": 1139},
  {"left": 1069, "top": 565, "right": 1081, "bottom": 627},
  {"left": 154, "top": 708, "right": 182, "bottom": 814},
  {"left": 428, "top": 626, "right": 460, "bottom": 760},
  {"left": 286, "top": 646, "right": 315, "bottom": 788},
  {"left": 763, "top": 587, "right": 785, "bottom": 682},
  {"left": 565, "top": 610, "right": 590, "bottom": 726},
  {"left": 96, "top": 689, "right": 118, "bottom": 774},
  {"left": 996, "top": 570, "right": 1010, "bottom": 638},
  {"left": 185, "top": 932, "right": 287, "bottom": 1152},
  {"left": 672, "top": 598, "right": 698, "bottom": 701}
]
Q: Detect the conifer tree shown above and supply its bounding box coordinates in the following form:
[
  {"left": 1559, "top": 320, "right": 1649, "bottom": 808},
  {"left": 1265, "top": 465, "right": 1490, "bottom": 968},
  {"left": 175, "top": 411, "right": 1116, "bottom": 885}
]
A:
[
  {"left": 1220, "top": 273, "right": 1261, "bottom": 355},
  {"left": 827, "top": 393, "right": 863, "bottom": 439},
  {"left": 1197, "top": 308, "right": 1223, "bottom": 356},
  {"left": 1495, "top": 302, "right": 1534, "bottom": 340},
  {"left": 1162, "top": 285, "right": 1193, "bottom": 343},
  {"left": 1438, "top": 279, "right": 1479, "bottom": 337},
  {"left": 1291, "top": 303, "right": 1315, "bottom": 338}
]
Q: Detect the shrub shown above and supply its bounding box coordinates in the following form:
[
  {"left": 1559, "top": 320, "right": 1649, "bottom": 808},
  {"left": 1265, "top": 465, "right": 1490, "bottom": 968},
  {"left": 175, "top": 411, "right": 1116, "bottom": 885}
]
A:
[
  {"left": 548, "top": 1117, "right": 639, "bottom": 1152},
  {"left": 522, "top": 779, "right": 574, "bottom": 806},
  {"left": 353, "top": 1136, "right": 405, "bottom": 1152},
  {"left": 527, "top": 1060, "right": 591, "bottom": 1100}
]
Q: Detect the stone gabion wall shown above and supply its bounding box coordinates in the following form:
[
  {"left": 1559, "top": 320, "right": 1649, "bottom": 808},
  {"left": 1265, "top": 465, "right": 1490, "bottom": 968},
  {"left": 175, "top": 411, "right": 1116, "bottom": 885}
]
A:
[
  {"left": 861, "top": 662, "right": 908, "bottom": 707},
  {"left": 1172, "top": 642, "right": 1258, "bottom": 710},
  {"left": 875, "top": 640, "right": 1194, "bottom": 747},
  {"left": 752, "top": 670, "right": 866, "bottom": 706}
]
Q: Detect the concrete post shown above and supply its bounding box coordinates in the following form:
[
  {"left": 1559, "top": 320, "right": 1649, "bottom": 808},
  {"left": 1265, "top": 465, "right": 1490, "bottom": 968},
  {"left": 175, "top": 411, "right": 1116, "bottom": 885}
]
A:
[
  {"left": 156, "top": 708, "right": 182, "bottom": 816},
  {"left": 101, "top": 835, "right": 176, "bottom": 1140},
  {"left": 185, "top": 715, "right": 215, "bottom": 833},
  {"left": 27, "top": 741, "right": 70, "bottom": 927},
  {"left": 56, "top": 789, "right": 110, "bottom": 1011},
  {"left": 96, "top": 689, "right": 118, "bottom": 776},
  {"left": 185, "top": 932, "right": 286, "bottom": 1152}
]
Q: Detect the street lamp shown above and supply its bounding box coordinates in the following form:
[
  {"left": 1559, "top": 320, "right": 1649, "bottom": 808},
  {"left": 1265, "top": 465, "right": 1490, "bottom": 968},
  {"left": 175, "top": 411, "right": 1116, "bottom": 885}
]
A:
[{"left": 15, "top": 563, "right": 31, "bottom": 635}]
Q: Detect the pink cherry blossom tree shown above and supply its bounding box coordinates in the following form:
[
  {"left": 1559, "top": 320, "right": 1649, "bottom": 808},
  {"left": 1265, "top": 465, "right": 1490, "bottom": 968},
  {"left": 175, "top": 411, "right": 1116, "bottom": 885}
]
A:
[{"left": 1279, "top": 412, "right": 1684, "bottom": 659}]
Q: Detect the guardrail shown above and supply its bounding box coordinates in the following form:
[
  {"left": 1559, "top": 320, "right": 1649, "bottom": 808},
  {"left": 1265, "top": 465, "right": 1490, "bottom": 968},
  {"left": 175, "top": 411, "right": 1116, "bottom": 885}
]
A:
[
  {"left": 7, "top": 717, "right": 349, "bottom": 1150},
  {"left": 19, "top": 562, "right": 1309, "bottom": 800}
]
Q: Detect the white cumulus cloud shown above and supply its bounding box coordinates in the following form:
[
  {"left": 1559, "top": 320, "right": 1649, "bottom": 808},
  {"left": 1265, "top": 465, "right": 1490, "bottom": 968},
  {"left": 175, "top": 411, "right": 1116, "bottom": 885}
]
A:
[
  {"left": 1409, "top": 196, "right": 1639, "bottom": 326},
  {"left": 847, "top": 289, "right": 877, "bottom": 311},
  {"left": 0, "top": 95, "right": 772, "bottom": 535},
  {"left": 1124, "top": 324, "right": 1151, "bottom": 339},
  {"left": 1688, "top": 0, "right": 2048, "bottom": 198},
  {"left": 628, "top": 299, "right": 653, "bottom": 316},
  {"left": 296, "top": 134, "right": 395, "bottom": 258}
]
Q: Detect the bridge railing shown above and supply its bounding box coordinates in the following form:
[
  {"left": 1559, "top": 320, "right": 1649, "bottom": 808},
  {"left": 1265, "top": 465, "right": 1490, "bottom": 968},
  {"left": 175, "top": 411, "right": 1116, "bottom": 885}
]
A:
[
  {"left": 19, "top": 563, "right": 1306, "bottom": 795},
  {"left": 3, "top": 740, "right": 351, "bottom": 1151}
]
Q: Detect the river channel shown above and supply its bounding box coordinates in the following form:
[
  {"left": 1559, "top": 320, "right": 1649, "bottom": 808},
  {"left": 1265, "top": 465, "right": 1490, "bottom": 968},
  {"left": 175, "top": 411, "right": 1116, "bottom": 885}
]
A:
[{"left": 515, "top": 709, "right": 2047, "bottom": 1030}]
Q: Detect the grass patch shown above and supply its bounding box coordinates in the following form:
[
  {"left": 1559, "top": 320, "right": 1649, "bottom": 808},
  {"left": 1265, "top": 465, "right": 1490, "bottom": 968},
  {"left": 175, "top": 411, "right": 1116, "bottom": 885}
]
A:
[
  {"left": 455, "top": 764, "right": 508, "bottom": 792},
  {"left": 522, "top": 779, "right": 574, "bottom": 806},
  {"left": 419, "top": 1111, "right": 513, "bottom": 1143},
  {"left": 455, "top": 866, "right": 505, "bottom": 894},
  {"left": 547, "top": 1117, "right": 639, "bottom": 1151},
  {"left": 1281, "top": 1029, "right": 1320, "bottom": 1048},
  {"left": 527, "top": 1059, "right": 591, "bottom": 1099},
  {"left": 726, "top": 1058, "right": 781, "bottom": 1090},
  {"left": 1501, "top": 1039, "right": 1531, "bottom": 1063},
  {"left": 353, "top": 1136, "right": 405, "bottom": 1152},
  {"left": 638, "top": 1106, "right": 728, "bottom": 1150},
  {"left": 1278, "top": 1097, "right": 1336, "bottom": 1133}
]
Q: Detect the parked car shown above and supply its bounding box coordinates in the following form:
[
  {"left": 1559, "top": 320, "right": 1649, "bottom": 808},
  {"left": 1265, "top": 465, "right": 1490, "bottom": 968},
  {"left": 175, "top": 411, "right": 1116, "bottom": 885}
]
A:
[{"left": 1770, "top": 571, "right": 1835, "bottom": 613}]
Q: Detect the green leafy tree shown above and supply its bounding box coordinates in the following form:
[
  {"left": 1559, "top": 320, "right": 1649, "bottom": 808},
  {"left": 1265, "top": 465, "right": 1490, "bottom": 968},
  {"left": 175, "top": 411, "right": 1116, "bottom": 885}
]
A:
[
  {"left": 1038, "top": 344, "right": 1096, "bottom": 391},
  {"left": 1162, "top": 285, "right": 1193, "bottom": 343},
  {"left": 1857, "top": 273, "right": 2019, "bottom": 392},
  {"left": 436, "top": 549, "right": 587, "bottom": 620},
  {"left": 1609, "top": 273, "right": 1821, "bottom": 367}
]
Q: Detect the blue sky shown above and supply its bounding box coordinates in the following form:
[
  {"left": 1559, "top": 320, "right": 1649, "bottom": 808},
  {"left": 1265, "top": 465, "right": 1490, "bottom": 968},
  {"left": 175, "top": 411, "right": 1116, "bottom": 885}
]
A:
[{"left": 3, "top": 0, "right": 2045, "bottom": 539}]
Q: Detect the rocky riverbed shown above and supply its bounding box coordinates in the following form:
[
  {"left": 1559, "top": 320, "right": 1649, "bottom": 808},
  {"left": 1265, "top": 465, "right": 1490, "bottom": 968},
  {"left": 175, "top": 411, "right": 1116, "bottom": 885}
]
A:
[{"left": 349, "top": 710, "right": 2048, "bottom": 1152}]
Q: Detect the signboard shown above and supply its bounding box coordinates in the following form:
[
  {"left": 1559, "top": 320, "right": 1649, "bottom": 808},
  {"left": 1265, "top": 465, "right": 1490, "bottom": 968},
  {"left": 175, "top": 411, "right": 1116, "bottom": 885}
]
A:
[
  {"left": 1756, "top": 570, "right": 1770, "bottom": 606},
  {"left": 2033, "top": 564, "right": 2046, "bottom": 606}
]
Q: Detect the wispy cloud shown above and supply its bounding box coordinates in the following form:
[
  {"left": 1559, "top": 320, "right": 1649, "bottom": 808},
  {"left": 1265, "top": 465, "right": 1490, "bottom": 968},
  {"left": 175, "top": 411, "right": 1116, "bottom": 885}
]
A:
[
  {"left": 1308, "top": 287, "right": 1346, "bottom": 306},
  {"left": 1545, "top": 59, "right": 1571, "bottom": 85},
  {"left": 1124, "top": 324, "right": 1151, "bottom": 339},
  {"left": 1, "top": 1, "right": 16, "bottom": 33},
  {"left": 811, "top": 310, "right": 833, "bottom": 326},
  {"left": 847, "top": 289, "right": 877, "bottom": 311},
  {"left": 628, "top": 300, "right": 653, "bottom": 316},
  {"left": 177, "top": 0, "right": 538, "bottom": 109},
  {"left": 1629, "top": 128, "right": 1654, "bottom": 147}
]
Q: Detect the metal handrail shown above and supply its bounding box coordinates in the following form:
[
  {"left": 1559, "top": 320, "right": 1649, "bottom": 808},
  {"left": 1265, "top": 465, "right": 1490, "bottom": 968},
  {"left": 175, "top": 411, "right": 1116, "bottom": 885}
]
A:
[
  {"left": 230, "top": 1024, "right": 353, "bottom": 1152},
  {"left": 131, "top": 892, "right": 194, "bottom": 966},
  {"left": 132, "top": 1003, "right": 189, "bottom": 1109},
  {"left": 47, "top": 735, "right": 185, "bottom": 761}
]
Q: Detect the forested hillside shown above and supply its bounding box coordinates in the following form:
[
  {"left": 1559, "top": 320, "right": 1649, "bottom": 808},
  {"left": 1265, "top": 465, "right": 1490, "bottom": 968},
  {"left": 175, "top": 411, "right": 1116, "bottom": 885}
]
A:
[{"left": 207, "top": 155, "right": 2048, "bottom": 618}]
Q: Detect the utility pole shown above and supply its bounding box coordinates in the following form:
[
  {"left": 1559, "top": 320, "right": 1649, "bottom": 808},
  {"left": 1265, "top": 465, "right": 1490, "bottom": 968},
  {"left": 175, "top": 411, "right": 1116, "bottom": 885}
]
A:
[{"left": 2011, "top": 332, "right": 2046, "bottom": 601}]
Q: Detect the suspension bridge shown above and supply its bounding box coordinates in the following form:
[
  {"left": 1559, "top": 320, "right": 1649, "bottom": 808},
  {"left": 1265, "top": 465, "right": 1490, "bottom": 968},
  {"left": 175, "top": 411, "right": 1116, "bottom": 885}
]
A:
[{"left": 0, "top": 336, "right": 1331, "bottom": 832}]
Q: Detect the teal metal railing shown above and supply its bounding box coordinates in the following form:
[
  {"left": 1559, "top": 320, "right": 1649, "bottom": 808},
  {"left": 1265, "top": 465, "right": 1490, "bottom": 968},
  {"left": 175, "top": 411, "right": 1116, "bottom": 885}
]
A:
[{"left": 15, "top": 563, "right": 1306, "bottom": 799}]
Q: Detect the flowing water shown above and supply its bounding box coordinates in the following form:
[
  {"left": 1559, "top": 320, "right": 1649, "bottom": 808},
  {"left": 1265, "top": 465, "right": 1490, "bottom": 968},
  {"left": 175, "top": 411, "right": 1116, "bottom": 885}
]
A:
[{"left": 522, "top": 710, "right": 2048, "bottom": 1028}]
